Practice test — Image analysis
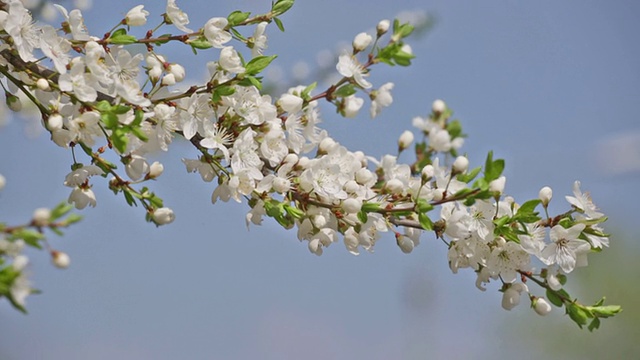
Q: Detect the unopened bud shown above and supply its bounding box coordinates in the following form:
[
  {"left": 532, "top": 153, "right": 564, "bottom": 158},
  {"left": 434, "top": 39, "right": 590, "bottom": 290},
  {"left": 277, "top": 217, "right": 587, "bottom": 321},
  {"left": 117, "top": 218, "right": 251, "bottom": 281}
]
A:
[
  {"left": 51, "top": 250, "right": 70, "bottom": 269},
  {"left": 421, "top": 165, "right": 435, "bottom": 180},
  {"left": 353, "top": 32, "right": 373, "bottom": 52},
  {"left": 385, "top": 178, "right": 404, "bottom": 194},
  {"left": 342, "top": 198, "right": 363, "bottom": 214},
  {"left": 539, "top": 186, "right": 552, "bottom": 207},
  {"left": 318, "top": 137, "right": 337, "bottom": 154},
  {"left": 148, "top": 161, "right": 164, "bottom": 179},
  {"left": 533, "top": 297, "right": 552, "bottom": 316},
  {"left": 168, "top": 63, "right": 186, "bottom": 83},
  {"left": 47, "top": 114, "right": 64, "bottom": 131},
  {"left": 377, "top": 19, "right": 390, "bottom": 36},
  {"left": 32, "top": 208, "right": 51, "bottom": 227},
  {"left": 36, "top": 78, "right": 50, "bottom": 91},
  {"left": 501, "top": 287, "right": 521, "bottom": 311},
  {"left": 546, "top": 273, "right": 563, "bottom": 291},
  {"left": 6, "top": 93, "right": 21, "bottom": 112},
  {"left": 152, "top": 207, "right": 175, "bottom": 225},
  {"left": 432, "top": 99, "right": 446, "bottom": 114},
  {"left": 452, "top": 156, "right": 469, "bottom": 174},
  {"left": 489, "top": 176, "right": 506, "bottom": 194},
  {"left": 397, "top": 130, "right": 414, "bottom": 152},
  {"left": 397, "top": 236, "right": 414, "bottom": 254}
]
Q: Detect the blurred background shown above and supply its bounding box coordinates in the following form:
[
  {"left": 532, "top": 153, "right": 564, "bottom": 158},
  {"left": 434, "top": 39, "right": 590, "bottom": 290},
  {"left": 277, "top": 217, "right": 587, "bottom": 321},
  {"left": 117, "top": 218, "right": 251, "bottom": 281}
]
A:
[{"left": 1, "top": 0, "right": 639, "bottom": 359}]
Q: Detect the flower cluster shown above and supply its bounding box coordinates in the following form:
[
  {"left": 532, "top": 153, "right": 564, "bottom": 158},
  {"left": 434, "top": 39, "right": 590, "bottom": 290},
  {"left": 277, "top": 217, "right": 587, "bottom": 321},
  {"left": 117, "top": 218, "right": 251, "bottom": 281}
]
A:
[{"left": 0, "top": 0, "right": 620, "bottom": 328}]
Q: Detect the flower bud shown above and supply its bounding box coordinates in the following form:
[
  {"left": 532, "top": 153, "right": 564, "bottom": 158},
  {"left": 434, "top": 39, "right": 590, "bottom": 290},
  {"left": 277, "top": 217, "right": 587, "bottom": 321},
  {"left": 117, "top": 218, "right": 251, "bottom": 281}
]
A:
[
  {"left": 546, "top": 273, "right": 563, "bottom": 291},
  {"left": 278, "top": 93, "right": 303, "bottom": 114},
  {"left": 342, "top": 198, "right": 363, "bottom": 214},
  {"left": 355, "top": 168, "right": 374, "bottom": 185},
  {"left": 36, "top": 78, "right": 50, "bottom": 91},
  {"left": 397, "top": 236, "right": 414, "bottom": 254},
  {"left": 47, "top": 114, "right": 63, "bottom": 131},
  {"left": 343, "top": 180, "right": 359, "bottom": 193},
  {"left": 283, "top": 153, "right": 299, "bottom": 165},
  {"left": 501, "top": 287, "right": 521, "bottom": 311},
  {"left": 32, "top": 208, "right": 51, "bottom": 227},
  {"left": 152, "top": 207, "right": 175, "bottom": 225},
  {"left": 489, "top": 176, "right": 506, "bottom": 194},
  {"left": 432, "top": 99, "right": 446, "bottom": 114},
  {"left": 272, "top": 177, "right": 291, "bottom": 193},
  {"left": 6, "top": 93, "right": 21, "bottom": 112},
  {"left": 397, "top": 130, "right": 414, "bottom": 152},
  {"left": 168, "top": 63, "right": 186, "bottom": 82},
  {"left": 385, "top": 178, "right": 404, "bottom": 194},
  {"left": 148, "top": 161, "right": 164, "bottom": 179},
  {"left": 533, "top": 297, "right": 552, "bottom": 316},
  {"left": 353, "top": 32, "right": 373, "bottom": 52},
  {"left": 452, "top": 156, "right": 469, "bottom": 174},
  {"left": 512, "top": 282, "right": 529, "bottom": 294},
  {"left": 161, "top": 73, "right": 176, "bottom": 86},
  {"left": 318, "top": 137, "right": 337, "bottom": 154},
  {"left": 421, "top": 165, "right": 435, "bottom": 180},
  {"left": 148, "top": 66, "right": 163, "bottom": 83},
  {"left": 539, "top": 186, "right": 552, "bottom": 207},
  {"left": 125, "top": 5, "right": 149, "bottom": 27},
  {"left": 0, "top": 174, "right": 5, "bottom": 191},
  {"left": 51, "top": 250, "right": 70, "bottom": 269},
  {"left": 377, "top": 19, "right": 390, "bottom": 36}
]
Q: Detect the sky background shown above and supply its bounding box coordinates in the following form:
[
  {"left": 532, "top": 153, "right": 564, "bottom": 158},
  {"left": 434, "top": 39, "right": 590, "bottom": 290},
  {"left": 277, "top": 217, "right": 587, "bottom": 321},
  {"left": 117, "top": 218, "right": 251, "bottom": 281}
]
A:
[{"left": 1, "top": 0, "right": 639, "bottom": 359}]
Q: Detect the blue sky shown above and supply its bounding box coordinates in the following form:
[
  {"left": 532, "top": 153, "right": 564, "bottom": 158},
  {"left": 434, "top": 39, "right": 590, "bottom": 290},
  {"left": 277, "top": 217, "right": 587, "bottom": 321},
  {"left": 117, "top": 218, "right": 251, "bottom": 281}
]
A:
[{"left": 1, "top": 1, "right": 639, "bottom": 359}]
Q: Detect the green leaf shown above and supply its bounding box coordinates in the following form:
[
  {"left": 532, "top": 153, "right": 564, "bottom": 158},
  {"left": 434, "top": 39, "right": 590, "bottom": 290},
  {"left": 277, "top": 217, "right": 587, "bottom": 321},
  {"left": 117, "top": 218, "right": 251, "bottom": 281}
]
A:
[
  {"left": 227, "top": 10, "right": 251, "bottom": 26},
  {"left": 357, "top": 210, "right": 368, "bottom": 224},
  {"left": 333, "top": 84, "right": 356, "bottom": 98},
  {"left": 457, "top": 166, "right": 481, "bottom": 183},
  {"left": 416, "top": 198, "right": 434, "bottom": 213},
  {"left": 301, "top": 82, "right": 317, "bottom": 100},
  {"left": 12, "top": 229, "right": 44, "bottom": 249},
  {"left": 273, "top": 17, "right": 285, "bottom": 32},
  {"left": 392, "top": 48, "right": 415, "bottom": 66},
  {"left": 95, "top": 100, "right": 112, "bottom": 112},
  {"left": 212, "top": 84, "right": 236, "bottom": 103},
  {"left": 100, "top": 112, "right": 119, "bottom": 129},
  {"left": 62, "top": 213, "right": 83, "bottom": 225},
  {"left": 586, "top": 304, "right": 622, "bottom": 318},
  {"left": 272, "top": 0, "right": 295, "bottom": 16},
  {"left": 247, "top": 76, "right": 262, "bottom": 90},
  {"left": 493, "top": 215, "right": 510, "bottom": 228},
  {"left": 50, "top": 202, "right": 73, "bottom": 221},
  {"left": 418, "top": 213, "right": 433, "bottom": 231},
  {"left": 588, "top": 317, "right": 601, "bottom": 332},
  {"left": 188, "top": 37, "right": 213, "bottom": 50},
  {"left": 109, "top": 28, "right": 137, "bottom": 45},
  {"left": 112, "top": 104, "right": 131, "bottom": 115},
  {"left": 111, "top": 128, "right": 129, "bottom": 154},
  {"left": 446, "top": 119, "right": 463, "bottom": 138},
  {"left": 131, "top": 109, "right": 144, "bottom": 127},
  {"left": 546, "top": 289, "right": 564, "bottom": 307},
  {"left": 283, "top": 204, "right": 304, "bottom": 219},
  {"left": 567, "top": 303, "right": 590, "bottom": 328},
  {"left": 518, "top": 199, "right": 541, "bottom": 215},
  {"left": 130, "top": 126, "right": 149, "bottom": 142},
  {"left": 123, "top": 190, "right": 137, "bottom": 207},
  {"left": 361, "top": 202, "right": 381, "bottom": 212},
  {"left": 244, "top": 55, "right": 278, "bottom": 75},
  {"left": 153, "top": 34, "right": 172, "bottom": 46},
  {"left": 483, "top": 151, "right": 505, "bottom": 182}
]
